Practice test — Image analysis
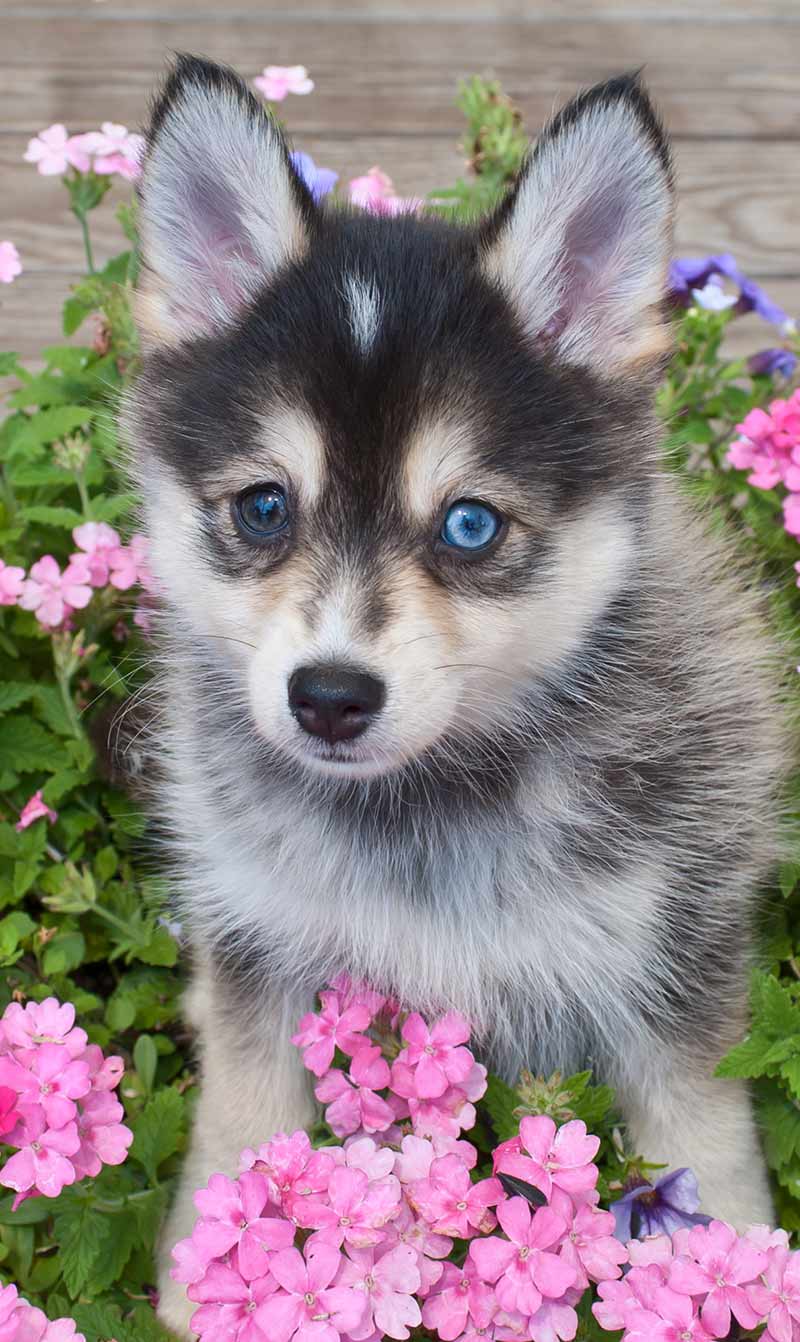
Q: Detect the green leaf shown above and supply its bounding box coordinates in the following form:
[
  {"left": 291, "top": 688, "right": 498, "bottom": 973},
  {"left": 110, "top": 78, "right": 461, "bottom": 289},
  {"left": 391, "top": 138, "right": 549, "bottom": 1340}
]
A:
[
  {"left": 0, "top": 683, "right": 35, "bottom": 714},
  {"left": 86, "top": 1210, "right": 138, "bottom": 1293},
  {"left": 482, "top": 1074, "right": 521, "bottom": 1142},
  {"left": 758, "top": 1084, "right": 800, "bottom": 1170},
  {"left": 13, "top": 856, "right": 42, "bottom": 900},
  {"left": 0, "top": 1193, "right": 51, "bottom": 1225},
  {"left": 134, "top": 1033, "right": 159, "bottom": 1093},
  {"left": 95, "top": 844, "right": 118, "bottom": 883},
  {"left": 10, "top": 405, "right": 94, "bottom": 455},
  {"left": 0, "top": 718, "right": 66, "bottom": 773},
  {"left": 0, "top": 352, "right": 20, "bottom": 376},
  {"left": 717, "top": 1032, "right": 780, "bottom": 1079},
  {"left": 52, "top": 1196, "right": 107, "bottom": 1297},
  {"left": 20, "top": 504, "right": 85, "bottom": 529},
  {"left": 0, "top": 910, "right": 36, "bottom": 959},
  {"left": 42, "top": 929, "right": 86, "bottom": 975},
  {"left": 130, "top": 1087, "right": 185, "bottom": 1183}
]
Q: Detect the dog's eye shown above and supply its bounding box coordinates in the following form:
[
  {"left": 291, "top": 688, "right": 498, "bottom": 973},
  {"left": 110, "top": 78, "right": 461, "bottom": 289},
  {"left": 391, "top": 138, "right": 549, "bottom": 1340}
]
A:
[
  {"left": 233, "top": 485, "right": 290, "bottom": 540},
  {"left": 441, "top": 499, "right": 502, "bottom": 552}
]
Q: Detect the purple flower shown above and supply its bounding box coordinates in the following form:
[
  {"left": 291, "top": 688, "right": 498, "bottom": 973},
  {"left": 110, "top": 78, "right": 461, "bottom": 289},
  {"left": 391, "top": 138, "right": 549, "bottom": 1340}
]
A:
[
  {"left": 669, "top": 253, "right": 793, "bottom": 329},
  {"left": 290, "top": 151, "right": 338, "bottom": 202},
  {"left": 747, "top": 347, "right": 799, "bottom": 379},
  {"left": 610, "top": 1168, "right": 711, "bottom": 1240}
]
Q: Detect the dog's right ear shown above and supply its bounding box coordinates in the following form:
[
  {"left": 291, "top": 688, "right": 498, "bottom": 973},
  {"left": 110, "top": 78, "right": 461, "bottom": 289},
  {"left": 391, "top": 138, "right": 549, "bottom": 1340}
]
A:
[{"left": 136, "top": 54, "right": 315, "bottom": 348}]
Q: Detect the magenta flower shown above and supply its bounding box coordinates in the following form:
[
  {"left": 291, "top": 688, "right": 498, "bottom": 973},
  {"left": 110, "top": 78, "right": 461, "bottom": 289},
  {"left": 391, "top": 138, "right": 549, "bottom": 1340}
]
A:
[
  {"left": 494, "top": 1116, "right": 599, "bottom": 1201},
  {"left": 549, "top": 1192, "right": 628, "bottom": 1289},
  {"left": 72, "top": 522, "right": 122, "bottom": 586},
  {"left": 316, "top": 1048, "right": 396, "bottom": 1137},
  {"left": 0, "top": 1110, "right": 80, "bottom": 1198},
  {"left": 668, "top": 1219, "right": 766, "bottom": 1336},
  {"left": 242, "top": 1130, "right": 337, "bottom": 1214},
  {"left": 337, "top": 1243, "right": 422, "bottom": 1340},
  {"left": 23, "top": 125, "right": 90, "bottom": 175},
  {"left": 0, "top": 241, "right": 22, "bottom": 284},
  {"left": 15, "top": 790, "right": 58, "bottom": 833},
  {"left": 410, "top": 1152, "right": 504, "bottom": 1238},
  {"left": 422, "top": 1261, "right": 497, "bottom": 1341},
  {"left": 469, "top": 1199, "right": 576, "bottom": 1318},
  {"left": 0, "top": 1041, "right": 90, "bottom": 1129},
  {"left": 292, "top": 990, "right": 373, "bottom": 1077},
  {"left": 71, "top": 1089, "right": 133, "bottom": 1180},
  {"left": 0, "top": 1086, "right": 20, "bottom": 1138},
  {"left": 397, "top": 1012, "right": 474, "bottom": 1099},
  {"left": 18, "top": 554, "right": 92, "bottom": 627},
  {"left": 82, "top": 1044, "right": 124, "bottom": 1091},
  {"left": 253, "top": 65, "right": 314, "bottom": 101},
  {"left": 188, "top": 1261, "right": 279, "bottom": 1341},
  {"left": 0, "top": 559, "right": 25, "bottom": 604},
  {"left": 3, "top": 998, "right": 87, "bottom": 1056},
  {"left": 256, "top": 1241, "right": 366, "bottom": 1342},
  {"left": 189, "top": 1171, "right": 294, "bottom": 1280},
  {"left": 295, "top": 1163, "right": 401, "bottom": 1248},
  {"left": 747, "top": 1244, "right": 800, "bottom": 1341}
]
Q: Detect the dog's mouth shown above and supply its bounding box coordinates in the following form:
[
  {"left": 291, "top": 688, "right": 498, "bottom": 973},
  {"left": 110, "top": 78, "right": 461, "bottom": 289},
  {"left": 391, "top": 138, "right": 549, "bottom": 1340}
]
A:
[{"left": 285, "top": 728, "right": 406, "bottom": 781}]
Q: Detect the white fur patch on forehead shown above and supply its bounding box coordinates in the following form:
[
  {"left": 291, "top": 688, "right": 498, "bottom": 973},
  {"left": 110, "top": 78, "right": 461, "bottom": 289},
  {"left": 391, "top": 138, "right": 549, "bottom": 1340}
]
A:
[{"left": 344, "top": 273, "right": 382, "bottom": 355}]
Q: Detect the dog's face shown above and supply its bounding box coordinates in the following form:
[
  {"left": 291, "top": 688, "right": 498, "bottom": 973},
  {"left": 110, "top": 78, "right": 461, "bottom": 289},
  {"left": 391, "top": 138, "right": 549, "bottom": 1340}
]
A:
[{"left": 128, "top": 58, "right": 673, "bottom": 780}]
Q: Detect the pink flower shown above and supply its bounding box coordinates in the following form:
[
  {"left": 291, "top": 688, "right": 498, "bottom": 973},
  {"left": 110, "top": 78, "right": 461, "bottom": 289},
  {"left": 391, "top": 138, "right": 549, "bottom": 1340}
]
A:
[
  {"left": 668, "top": 1219, "right": 766, "bottom": 1336},
  {"left": 631, "top": 1286, "right": 719, "bottom": 1342},
  {"left": 71, "top": 1089, "right": 133, "bottom": 1179},
  {"left": 549, "top": 1191, "right": 628, "bottom": 1288},
  {"left": 469, "top": 1199, "right": 576, "bottom": 1318},
  {"left": 0, "top": 559, "right": 25, "bottom": 604},
  {"left": 256, "top": 1241, "right": 366, "bottom": 1342},
  {"left": 71, "top": 521, "right": 122, "bottom": 586},
  {"left": 747, "top": 1244, "right": 800, "bottom": 1341},
  {"left": 295, "top": 1163, "right": 401, "bottom": 1248},
  {"left": 0, "top": 1042, "right": 90, "bottom": 1129},
  {"left": 19, "top": 554, "right": 92, "bottom": 627},
  {"left": 494, "top": 1116, "right": 599, "bottom": 1201},
  {"left": 243, "top": 1130, "right": 337, "bottom": 1216},
  {"left": 394, "top": 1133, "right": 479, "bottom": 1184},
  {"left": 396, "top": 1012, "right": 474, "bottom": 1099},
  {"left": 316, "top": 1047, "right": 396, "bottom": 1138},
  {"left": 23, "top": 125, "right": 90, "bottom": 175},
  {"left": 15, "top": 790, "right": 58, "bottom": 832},
  {"left": 422, "top": 1261, "right": 497, "bottom": 1341},
  {"left": 348, "top": 167, "right": 422, "bottom": 217},
  {"left": 188, "top": 1261, "right": 279, "bottom": 1341},
  {"left": 526, "top": 1296, "right": 579, "bottom": 1342},
  {"left": 78, "top": 123, "right": 145, "bottom": 179},
  {"left": 592, "top": 1264, "right": 668, "bottom": 1333},
  {"left": 337, "top": 1243, "right": 422, "bottom": 1339},
  {"left": 0, "top": 242, "right": 22, "bottom": 285},
  {"left": 784, "top": 493, "right": 800, "bottom": 538},
  {"left": 187, "top": 1171, "right": 295, "bottom": 1280},
  {"left": 410, "top": 1152, "right": 504, "bottom": 1238},
  {"left": 382, "top": 1201, "right": 452, "bottom": 1288},
  {"left": 292, "top": 990, "right": 373, "bottom": 1076},
  {"left": 0, "top": 1086, "right": 20, "bottom": 1139},
  {"left": 2, "top": 998, "right": 86, "bottom": 1056},
  {"left": 82, "top": 1044, "right": 124, "bottom": 1091},
  {"left": 0, "top": 1109, "right": 79, "bottom": 1198},
  {"left": 337, "top": 1135, "right": 396, "bottom": 1182},
  {"left": 253, "top": 65, "right": 314, "bottom": 101}
]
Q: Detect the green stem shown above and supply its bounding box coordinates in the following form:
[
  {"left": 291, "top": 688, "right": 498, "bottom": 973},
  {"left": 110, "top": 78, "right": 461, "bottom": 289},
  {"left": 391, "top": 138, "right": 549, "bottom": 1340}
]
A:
[
  {"left": 56, "top": 666, "right": 84, "bottom": 740},
  {"left": 75, "top": 208, "right": 95, "bottom": 274},
  {"left": 75, "top": 470, "right": 91, "bottom": 518}
]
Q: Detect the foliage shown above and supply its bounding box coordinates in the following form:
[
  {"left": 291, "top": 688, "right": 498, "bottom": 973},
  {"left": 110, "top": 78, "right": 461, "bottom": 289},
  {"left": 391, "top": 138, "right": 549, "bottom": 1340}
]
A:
[{"left": 0, "top": 70, "right": 798, "bottom": 1340}]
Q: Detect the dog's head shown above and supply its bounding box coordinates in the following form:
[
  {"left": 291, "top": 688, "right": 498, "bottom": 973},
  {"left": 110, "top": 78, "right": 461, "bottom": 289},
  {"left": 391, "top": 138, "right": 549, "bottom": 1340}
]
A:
[{"left": 128, "top": 56, "right": 674, "bottom": 781}]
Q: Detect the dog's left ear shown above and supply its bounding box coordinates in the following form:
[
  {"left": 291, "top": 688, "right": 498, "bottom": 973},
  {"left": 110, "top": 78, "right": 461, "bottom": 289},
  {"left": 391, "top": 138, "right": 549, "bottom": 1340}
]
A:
[
  {"left": 482, "top": 73, "right": 674, "bottom": 376},
  {"left": 135, "top": 54, "right": 315, "bottom": 348}
]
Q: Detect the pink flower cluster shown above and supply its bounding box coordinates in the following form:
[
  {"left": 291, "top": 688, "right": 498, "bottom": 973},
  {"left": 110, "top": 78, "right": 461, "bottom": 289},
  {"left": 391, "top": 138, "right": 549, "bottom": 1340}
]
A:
[
  {"left": 593, "top": 1221, "right": 800, "bottom": 1342},
  {"left": 253, "top": 65, "right": 314, "bottom": 101},
  {"left": 348, "top": 168, "right": 422, "bottom": 217},
  {"left": 0, "top": 1283, "right": 84, "bottom": 1342},
  {"left": 0, "top": 996, "right": 133, "bottom": 1203},
  {"left": 2, "top": 522, "right": 154, "bottom": 629},
  {"left": 726, "top": 390, "right": 800, "bottom": 554},
  {"left": 24, "top": 123, "right": 144, "bottom": 180},
  {"left": 172, "top": 987, "right": 625, "bottom": 1342},
  {"left": 0, "top": 241, "right": 21, "bottom": 285}
]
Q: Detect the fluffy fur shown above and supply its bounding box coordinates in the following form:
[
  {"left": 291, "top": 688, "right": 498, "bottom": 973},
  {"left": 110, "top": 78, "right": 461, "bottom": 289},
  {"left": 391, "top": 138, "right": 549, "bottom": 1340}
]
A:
[{"left": 124, "top": 57, "right": 786, "bottom": 1336}]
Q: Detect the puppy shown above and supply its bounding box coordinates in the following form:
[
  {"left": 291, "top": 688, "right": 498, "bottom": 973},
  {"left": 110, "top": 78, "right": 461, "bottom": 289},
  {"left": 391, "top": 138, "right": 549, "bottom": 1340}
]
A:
[{"left": 125, "top": 56, "right": 783, "bottom": 1336}]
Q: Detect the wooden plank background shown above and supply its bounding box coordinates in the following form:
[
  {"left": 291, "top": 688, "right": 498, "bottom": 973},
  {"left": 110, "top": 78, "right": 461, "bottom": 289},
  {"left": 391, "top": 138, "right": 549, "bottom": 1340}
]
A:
[{"left": 1, "top": 0, "right": 798, "bottom": 362}]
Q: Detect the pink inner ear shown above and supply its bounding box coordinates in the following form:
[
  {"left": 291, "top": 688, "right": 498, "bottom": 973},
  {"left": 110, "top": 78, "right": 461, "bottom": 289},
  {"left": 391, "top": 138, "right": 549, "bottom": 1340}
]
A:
[{"left": 175, "top": 174, "right": 265, "bottom": 329}]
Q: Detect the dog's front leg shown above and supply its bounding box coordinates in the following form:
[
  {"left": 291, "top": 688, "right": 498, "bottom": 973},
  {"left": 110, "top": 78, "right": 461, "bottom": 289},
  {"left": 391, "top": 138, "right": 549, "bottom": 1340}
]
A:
[
  {"left": 156, "top": 959, "right": 316, "bottom": 1339},
  {"left": 617, "top": 1046, "right": 773, "bottom": 1231}
]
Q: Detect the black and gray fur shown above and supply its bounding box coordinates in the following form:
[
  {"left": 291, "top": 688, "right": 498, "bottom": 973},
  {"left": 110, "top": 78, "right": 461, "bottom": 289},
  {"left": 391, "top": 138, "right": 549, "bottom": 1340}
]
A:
[{"left": 124, "top": 56, "right": 786, "bottom": 1336}]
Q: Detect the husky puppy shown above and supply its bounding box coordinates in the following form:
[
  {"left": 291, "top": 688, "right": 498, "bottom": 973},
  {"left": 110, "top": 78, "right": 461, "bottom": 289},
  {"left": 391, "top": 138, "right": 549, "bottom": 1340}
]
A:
[{"left": 126, "top": 56, "right": 783, "bottom": 1334}]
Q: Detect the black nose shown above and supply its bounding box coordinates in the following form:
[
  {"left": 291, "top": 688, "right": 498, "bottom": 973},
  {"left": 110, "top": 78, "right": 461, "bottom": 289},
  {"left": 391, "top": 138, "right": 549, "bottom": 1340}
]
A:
[{"left": 288, "top": 664, "right": 385, "bottom": 744}]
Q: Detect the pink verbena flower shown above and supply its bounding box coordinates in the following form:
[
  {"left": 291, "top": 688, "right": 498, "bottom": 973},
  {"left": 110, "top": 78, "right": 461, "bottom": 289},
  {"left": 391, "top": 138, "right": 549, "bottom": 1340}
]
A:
[
  {"left": 11, "top": 1304, "right": 86, "bottom": 1341},
  {"left": 410, "top": 1152, "right": 503, "bottom": 1238},
  {"left": 316, "top": 1046, "right": 396, "bottom": 1137},
  {"left": 254, "top": 65, "right": 314, "bottom": 101},
  {"left": 469, "top": 1199, "right": 576, "bottom": 1318},
  {"left": 348, "top": 167, "right": 422, "bottom": 217},
  {"left": 0, "top": 242, "right": 22, "bottom": 285},
  {"left": 549, "top": 1189, "right": 627, "bottom": 1289},
  {"left": 71, "top": 1089, "right": 133, "bottom": 1179},
  {"left": 18, "top": 554, "right": 92, "bottom": 627},
  {"left": 2, "top": 998, "right": 86, "bottom": 1056},
  {"left": 23, "top": 125, "right": 90, "bottom": 175},
  {"left": 296, "top": 1163, "right": 401, "bottom": 1248},
  {"left": 187, "top": 1260, "right": 279, "bottom": 1341},
  {"left": 108, "top": 534, "right": 151, "bottom": 590},
  {"left": 242, "top": 1129, "right": 337, "bottom": 1216},
  {"left": 82, "top": 1044, "right": 124, "bottom": 1091},
  {"left": 747, "top": 1244, "right": 800, "bottom": 1341},
  {"left": 396, "top": 1012, "right": 474, "bottom": 1099},
  {"left": 592, "top": 1261, "right": 669, "bottom": 1334},
  {"left": 293, "top": 989, "right": 373, "bottom": 1076},
  {"left": 335, "top": 1135, "right": 396, "bottom": 1182},
  {"left": 71, "top": 522, "right": 122, "bottom": 587},
  {"left": 628, "top": 1285, "right": 719, "bottom": 1342},
  {"left": 422, "top": 1260, "right": 497, "bottom": 1341},
  {"left": 0, "top": 1042, "right": 90, "bottom": 1129},
  {"left": 184, "top": 1171, "right": 295, "bottom": 1281},
  {"left": 0, "top": 558, "right": 25, "bottom": 603},
  {"left": 77, "top": 123, "right": 145, "bottom": 179},
  {"left": 258, "top": 1241, "right": 366, "bottom": 1342},
  {"left": 337, "top": 1243, "right": 422, "bottom": 1340},
  {"left": 15, "top": 790, "right": 58, "bottom": 832},
  {"left": 494, "top": 1116, "right": 600, "bottom": 1201},
  {"left": 0, "top": 1109, "right": 79, "bottom": 1198},
  {"left": 0, "top": 1087, "right": 20, "bottom": 1139},
  {"left": 668, "top": 1219, "right": 766, "bottom": 1336}
]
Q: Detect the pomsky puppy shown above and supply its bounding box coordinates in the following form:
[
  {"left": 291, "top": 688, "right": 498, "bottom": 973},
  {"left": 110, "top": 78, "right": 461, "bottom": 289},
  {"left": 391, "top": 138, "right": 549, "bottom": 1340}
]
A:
[{"left": 125, "top": 55, "right": 784, "bottom": 1335}]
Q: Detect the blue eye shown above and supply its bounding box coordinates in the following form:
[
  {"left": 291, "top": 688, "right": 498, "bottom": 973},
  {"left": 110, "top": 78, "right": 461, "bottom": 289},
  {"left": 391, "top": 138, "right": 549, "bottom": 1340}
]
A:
[
  {"left": 235, "top": 485, "right": 290, "bottom": 539},
  {"left": 441, "top": 499, "right": 502, "bottom": 552}
]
